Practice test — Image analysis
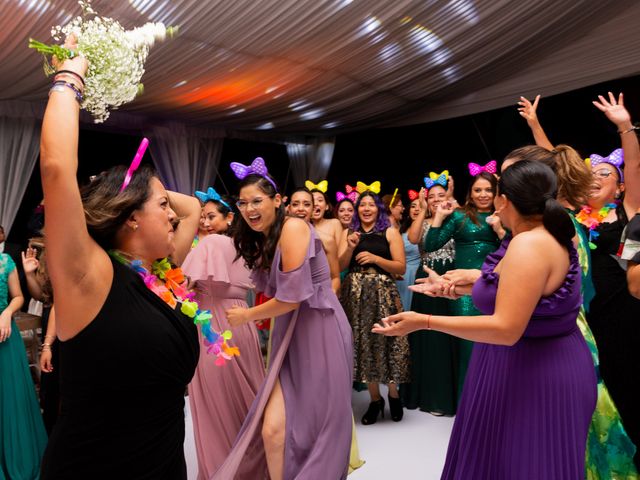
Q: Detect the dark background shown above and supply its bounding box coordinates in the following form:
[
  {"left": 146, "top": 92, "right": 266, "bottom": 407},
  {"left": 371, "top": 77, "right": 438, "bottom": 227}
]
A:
[{"left": 9, "top": 74, "right": 640, "bottom": 246}]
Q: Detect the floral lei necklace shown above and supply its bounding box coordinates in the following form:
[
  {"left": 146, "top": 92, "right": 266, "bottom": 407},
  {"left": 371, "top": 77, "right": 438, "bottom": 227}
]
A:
[
  {"left": 575, "top": 202, "right": 617, "bottom": 250},
  {"left": 109, "top": 251, "right": 239, "bottom": 366}
]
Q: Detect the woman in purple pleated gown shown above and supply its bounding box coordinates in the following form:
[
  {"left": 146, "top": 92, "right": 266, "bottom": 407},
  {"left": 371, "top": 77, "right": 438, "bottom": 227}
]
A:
[
  {"left": 215, "top": 166, "right": 353, "bottom": 480},
  {"left": 374, "top": 160, "right": 597, "bottom": 479}
]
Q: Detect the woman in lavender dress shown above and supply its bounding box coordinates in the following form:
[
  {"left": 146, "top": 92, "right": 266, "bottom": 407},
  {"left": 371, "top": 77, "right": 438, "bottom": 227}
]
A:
[
  {"left": 374, "top": 161, "right": 597, "bottom": 479},
  {"left": 215, "top": 167, "right": 353, "bottom": 480},
  {"left": 182, "top": 189, "right": 267, "bottom": 480}
]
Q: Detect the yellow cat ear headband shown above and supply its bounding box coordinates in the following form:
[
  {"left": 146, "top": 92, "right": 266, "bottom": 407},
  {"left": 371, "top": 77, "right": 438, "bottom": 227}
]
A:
[
  {"left": 356, "top": 180, "right": 381, "bottom": 194},
  {"left": 305, "top": 180, "right": 328, "bottom": 192}
]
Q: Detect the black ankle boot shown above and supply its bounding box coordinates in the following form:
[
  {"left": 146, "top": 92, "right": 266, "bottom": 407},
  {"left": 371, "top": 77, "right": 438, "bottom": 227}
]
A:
[
  {"left": 361, "top": 398, "right": 385, "bottom": 425},
  {"left": 388, "top": 394, "right": 403, "bottom": 422}
]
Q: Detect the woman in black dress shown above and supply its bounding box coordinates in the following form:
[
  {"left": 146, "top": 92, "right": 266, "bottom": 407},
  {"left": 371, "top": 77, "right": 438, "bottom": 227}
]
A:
[
  {"left": 338, "top": 190, "right": 408, "bottom": 424},
  {"left": 39, "top": 38, "right": 201, "bottom": 479},
  {"left": 584, "top": 93, "right": 640, "bottom": 468}
]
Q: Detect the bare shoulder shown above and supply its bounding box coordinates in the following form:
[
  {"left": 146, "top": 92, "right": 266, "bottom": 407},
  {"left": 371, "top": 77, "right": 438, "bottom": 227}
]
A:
[
  {"left": 282, "top": 216, "right": 311, "bottom": 235},
  {"left": 506, "top": 229, "right": 567, "bottom": 269},
  {"left": 385, "top": 226, "right": 402, "bottom": 241}
]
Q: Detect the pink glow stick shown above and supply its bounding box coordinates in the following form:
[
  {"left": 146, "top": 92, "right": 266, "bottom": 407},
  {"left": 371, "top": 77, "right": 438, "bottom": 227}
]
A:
[{"left": 120, "top": 137, "right": 149, "bottom": 192}]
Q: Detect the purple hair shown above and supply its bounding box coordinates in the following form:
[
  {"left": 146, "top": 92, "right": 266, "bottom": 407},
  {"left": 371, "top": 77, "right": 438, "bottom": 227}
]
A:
[{"left": 350, "top": 191, "right": 391, "bottom": 232}]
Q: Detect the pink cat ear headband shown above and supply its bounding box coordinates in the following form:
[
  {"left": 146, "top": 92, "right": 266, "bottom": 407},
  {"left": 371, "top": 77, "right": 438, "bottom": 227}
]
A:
[
  {"left": 467, "top": 160, "right": 496, "bottom": 176},
  {"left": 121, "top": 137, "right": 149, "bottom": 191}
]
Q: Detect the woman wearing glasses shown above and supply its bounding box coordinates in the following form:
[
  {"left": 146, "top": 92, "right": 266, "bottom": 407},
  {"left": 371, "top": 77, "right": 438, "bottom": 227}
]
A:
[
  {"left": 583, "top": 93, "right": 640, "bottom": 469},
  {"left": 519, "top": 92, "right": 640, "bottom": 471},
  {"left": 214, "top": 168, "right": 353, "bottom": 480},
  {"left": 182, "top": 190, "right": 267, "bottom": 480}
]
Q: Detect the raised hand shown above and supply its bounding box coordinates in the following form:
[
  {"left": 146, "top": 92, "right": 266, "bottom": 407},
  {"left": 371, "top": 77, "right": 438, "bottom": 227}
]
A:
[
  {"left": 436, "top": 201, "right": 455, "bottom": 218},
  {"left": 419, "top": 187, "right": 428, "bottom": 211},
  {"left": 518, "top": 95, "right": 541, "bottom": 126},
  {"left": 53, "top": 33, "right": 89, "bottom": 78},
  {"left": 446, "top": 175, "right": 455, "bottom": 200},
  {"left": 593, "top": 92, "right": 632, "bottom": 129},
  {"left": 21, "top": 248, "right": 40, "bottom": 274}
]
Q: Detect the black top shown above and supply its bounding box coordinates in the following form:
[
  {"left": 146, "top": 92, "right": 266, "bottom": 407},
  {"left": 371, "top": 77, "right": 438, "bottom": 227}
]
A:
[
  {"left": 590, "top": 204, "right": 629, "bottom": 302},
  {"left": 349, "top": 228, "right": 392, "bottom": 274},
  {"left": 41, "top": 258, "right": 199, "bottom": 479},
  {"left": 586, "top": 204, "right": 640, "bottom": 459}
]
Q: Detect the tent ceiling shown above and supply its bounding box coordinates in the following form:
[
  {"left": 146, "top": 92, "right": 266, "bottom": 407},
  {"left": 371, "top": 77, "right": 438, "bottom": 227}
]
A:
[{"left": 2, "top": 0, "right": 640, "bottom": 134}]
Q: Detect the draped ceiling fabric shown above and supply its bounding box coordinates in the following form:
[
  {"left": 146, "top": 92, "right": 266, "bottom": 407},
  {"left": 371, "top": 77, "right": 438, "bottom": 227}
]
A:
[
  {"left": 144, "top": 123, "right": 225, "bottom": 194},
  {"left": 0, "top": 116, "right": 40, "bottom": 234},
  {"left": 287, "top": 138, "right": 336, "bottom": 189},
  {"left": 1, "top": 0, "right": 640, "bottom": 136}
]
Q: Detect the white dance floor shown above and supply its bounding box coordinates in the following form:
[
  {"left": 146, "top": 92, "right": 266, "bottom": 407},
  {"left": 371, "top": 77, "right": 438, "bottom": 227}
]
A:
[{"left": 184, "top": 385, "right": 454, "bottom": 479}]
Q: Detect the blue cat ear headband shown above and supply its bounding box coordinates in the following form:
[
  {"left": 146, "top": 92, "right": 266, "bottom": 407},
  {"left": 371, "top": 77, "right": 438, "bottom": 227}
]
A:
[{"left": 194, "top": 187, "right": 230, "bottom": 209}]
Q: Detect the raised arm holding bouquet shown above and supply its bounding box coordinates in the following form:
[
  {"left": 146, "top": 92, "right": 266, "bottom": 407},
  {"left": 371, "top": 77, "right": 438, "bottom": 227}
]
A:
[
  {"left": 37, "top": 30, "right": 226, "bottom": 480},
  {"left": 29, "top": 0, "right": 175, "bottom": 123}
]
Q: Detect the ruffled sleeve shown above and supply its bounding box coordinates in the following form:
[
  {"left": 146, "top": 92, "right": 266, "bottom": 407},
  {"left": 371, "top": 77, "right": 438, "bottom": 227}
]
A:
[
  {"left": 263, "top": 227, "right": 337, "bottom": 311},
  {"left": 182, "top": 234, "right": 252, "bottom": 289},
  {"left": 536, "top": 243, "right": 581, "bottom": 311},
  {"left": 272, "top": 228, "right": 320, "bottom": 303},
  {"left": 479, "top": 235, "right": 511, "bottom": 285}
]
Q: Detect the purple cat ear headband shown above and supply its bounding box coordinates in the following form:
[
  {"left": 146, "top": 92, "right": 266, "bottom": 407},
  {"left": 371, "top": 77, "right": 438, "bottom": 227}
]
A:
[
  {"left": 589, "top": 148, "right": 624, "bottom": 182},
  {"left": 230, "top": 157, "right": 278, "bottom": 190}
]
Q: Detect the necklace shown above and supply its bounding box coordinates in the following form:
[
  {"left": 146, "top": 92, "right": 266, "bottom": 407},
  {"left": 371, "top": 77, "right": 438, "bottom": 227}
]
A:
[
  {"left": 575, "top": 203, "right": 617, "bottom": 249},
  {"left": 109, "top": 251, "right": 239, "bottom": 366}
]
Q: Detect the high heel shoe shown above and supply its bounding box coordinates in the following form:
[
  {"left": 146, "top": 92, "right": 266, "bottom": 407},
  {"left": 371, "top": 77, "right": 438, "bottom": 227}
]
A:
[
  {"left": 361, "top": 398, "right": 385, "bottom": 425},
  {"left": 388, "top": 394, "right": 403, "bottom": 422}
]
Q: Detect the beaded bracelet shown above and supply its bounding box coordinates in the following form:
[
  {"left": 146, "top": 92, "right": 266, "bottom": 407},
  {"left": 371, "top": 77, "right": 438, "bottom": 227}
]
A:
[
  {"left": 55, "top": 69, "right": 85, "bottom": 86},
  {"left": 50, "top": 80, "right": 83, "bottom": 104}
]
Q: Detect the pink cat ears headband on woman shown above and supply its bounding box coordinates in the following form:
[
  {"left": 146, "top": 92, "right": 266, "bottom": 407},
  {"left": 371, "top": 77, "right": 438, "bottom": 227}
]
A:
[
  {"left": 468, "top": 160, "right": 497, "bottom": 176},
  {"left": 120, "top": 137, "right": 149, "bottom": 192}
]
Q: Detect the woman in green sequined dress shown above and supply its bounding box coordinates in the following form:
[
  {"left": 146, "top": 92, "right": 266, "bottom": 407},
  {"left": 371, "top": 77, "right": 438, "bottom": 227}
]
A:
[
  {"left": 424, "top": 171, "right": 502, "bottom": 397},
  {"left": 401, "top": 180, "right": 458, "bottom": 415}
]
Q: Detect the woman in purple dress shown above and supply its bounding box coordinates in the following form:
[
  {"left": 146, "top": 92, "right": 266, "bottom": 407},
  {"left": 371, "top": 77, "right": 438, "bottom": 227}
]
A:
[
  {"left": 374, "top": 160, "right": 597, "bottom": 479},
  {"left": 215, "top": 166, "right": 353, "bottom": 480},
  {"left": 182, "top": 189, "right": 267, "bottom": 480}
]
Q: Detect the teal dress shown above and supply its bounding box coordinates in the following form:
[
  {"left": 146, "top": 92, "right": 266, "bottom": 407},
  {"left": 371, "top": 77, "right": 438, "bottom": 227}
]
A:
[
  {"left": 424, "top": 210, "right": 500, "bottom": 398},
  {"left": 0, "top": 253, "right": 47, "bottom": 480},
  {"left": 401, "top": 221, "right": 458, "bottom": 415}
]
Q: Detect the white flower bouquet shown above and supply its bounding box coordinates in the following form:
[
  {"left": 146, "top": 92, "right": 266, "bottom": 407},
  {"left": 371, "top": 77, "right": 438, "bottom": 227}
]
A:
[{"left": 29, "top": 0, "right": 176, "bottom": 123}]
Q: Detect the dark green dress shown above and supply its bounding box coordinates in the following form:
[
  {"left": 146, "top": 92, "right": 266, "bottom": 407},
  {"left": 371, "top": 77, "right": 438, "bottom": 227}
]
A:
[
  {"left": 424, "top": 210, "right": 500, "bottom": 398},
  {"left": 0, "top": 253, "right": 47, "bottom": 480},
  {"left": 401, "top": 221, "right": 458, "bottom": 415}
]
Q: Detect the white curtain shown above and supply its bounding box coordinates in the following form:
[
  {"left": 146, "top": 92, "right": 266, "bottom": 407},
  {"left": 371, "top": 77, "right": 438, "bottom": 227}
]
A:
[
  {"left": 145, "top": 123, "right": 225, "bottom": 194},
  {"left": 286, "top": 137, "right": 335, "bottom": 188},
  {"left": 0, "top": 116, "right": 41, "bottom": 235}
]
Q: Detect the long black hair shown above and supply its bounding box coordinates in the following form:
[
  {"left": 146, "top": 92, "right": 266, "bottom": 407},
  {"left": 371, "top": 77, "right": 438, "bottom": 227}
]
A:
[
  {"left": 233, "top": 174, "right": 285, "bottom": 271},
  {"left": 498, "top": 160, "right": 574, "bottom": 245},
  {"left": 309, "top": 189, "right": 334, "bottom": 219},
  {"left": 463, "top": 171, "right": 497, "bottom": 225}
]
